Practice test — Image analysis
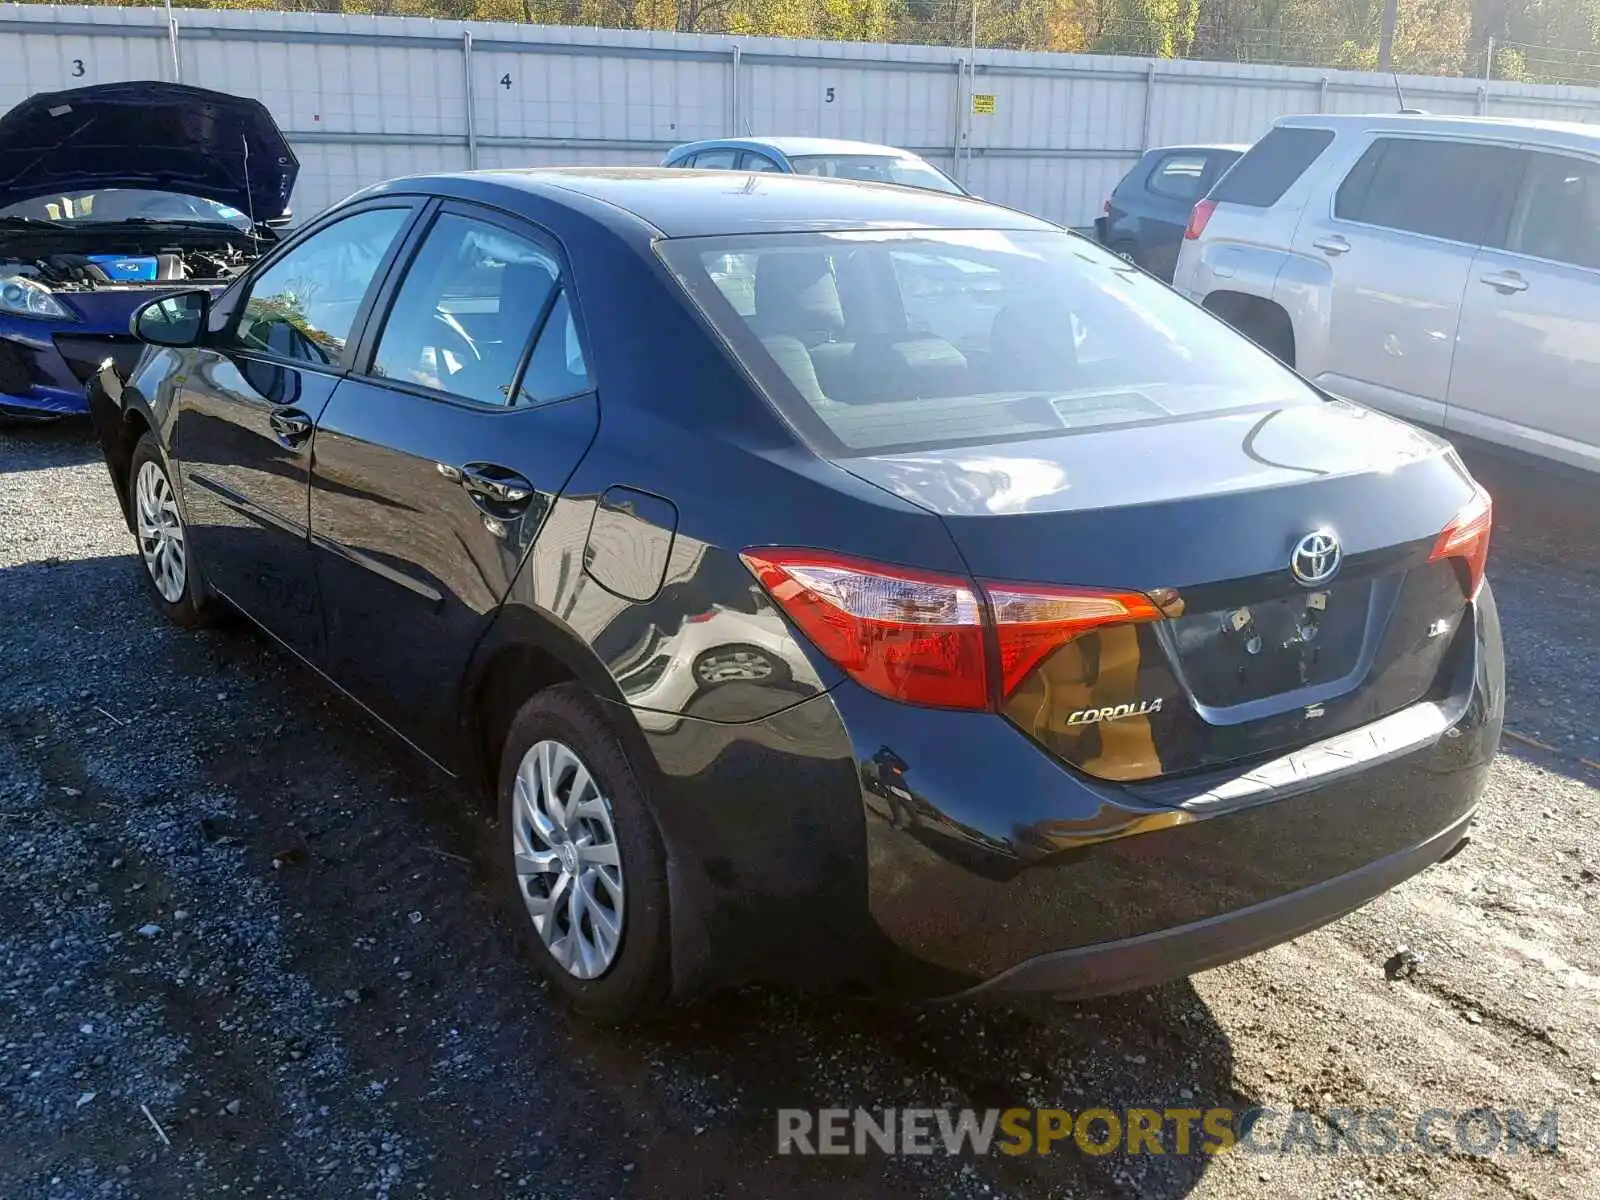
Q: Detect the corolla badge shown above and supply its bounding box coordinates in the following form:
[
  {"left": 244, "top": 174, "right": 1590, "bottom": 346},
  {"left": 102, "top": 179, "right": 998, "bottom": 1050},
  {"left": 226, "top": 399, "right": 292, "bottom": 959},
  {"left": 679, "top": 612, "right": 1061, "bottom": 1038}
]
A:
[
  {"left": 1066, "top": 698, "right": 1163, "bottom": 726},
  {"left": 1290, "top": 529, "right": 1341, "bottom": 588}
]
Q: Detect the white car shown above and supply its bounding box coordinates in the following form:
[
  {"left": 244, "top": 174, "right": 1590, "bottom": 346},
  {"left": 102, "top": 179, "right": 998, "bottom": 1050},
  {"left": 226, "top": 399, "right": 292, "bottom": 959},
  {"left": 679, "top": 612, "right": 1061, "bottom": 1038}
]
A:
[{"left": 1173, "top": 113, "right": 1600, "bottom": 474}]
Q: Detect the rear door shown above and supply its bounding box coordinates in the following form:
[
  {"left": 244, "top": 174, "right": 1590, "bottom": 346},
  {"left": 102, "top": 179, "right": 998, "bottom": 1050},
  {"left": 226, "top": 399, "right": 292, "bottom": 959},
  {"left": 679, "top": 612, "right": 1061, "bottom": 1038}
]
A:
[
  {"left": 1292, "top": 135, "right": 1524, "bottom": 427},
  {"left": 308, "top": 201, "right": 599, "bottom": 762},
  {"left": 1447, "top": 147, "right": 1600, "bottom": 469},
  {"left": 172, "top": 201, "right": 419, "bottom": 661}
]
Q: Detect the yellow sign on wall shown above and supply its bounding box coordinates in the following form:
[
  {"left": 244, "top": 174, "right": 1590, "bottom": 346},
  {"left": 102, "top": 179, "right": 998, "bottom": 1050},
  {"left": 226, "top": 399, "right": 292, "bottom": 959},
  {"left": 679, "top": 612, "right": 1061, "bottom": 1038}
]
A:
[{"left": 972, "top": 93, "right": 996, "bottom": 115}]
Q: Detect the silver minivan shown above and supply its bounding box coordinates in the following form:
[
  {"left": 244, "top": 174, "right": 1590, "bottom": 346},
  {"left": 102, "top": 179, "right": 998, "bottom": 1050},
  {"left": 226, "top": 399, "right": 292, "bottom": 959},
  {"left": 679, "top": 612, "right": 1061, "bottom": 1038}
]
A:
[{"left": 1173, "top": 113, "right": 1600, "bottom": 474}]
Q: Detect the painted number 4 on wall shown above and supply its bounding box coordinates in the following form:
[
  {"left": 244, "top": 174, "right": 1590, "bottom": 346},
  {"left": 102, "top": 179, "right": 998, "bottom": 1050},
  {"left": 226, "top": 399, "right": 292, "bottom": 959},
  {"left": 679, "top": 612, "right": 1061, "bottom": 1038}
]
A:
[{"left": 500, "top": 73, "right": 512, "bottom": 89}]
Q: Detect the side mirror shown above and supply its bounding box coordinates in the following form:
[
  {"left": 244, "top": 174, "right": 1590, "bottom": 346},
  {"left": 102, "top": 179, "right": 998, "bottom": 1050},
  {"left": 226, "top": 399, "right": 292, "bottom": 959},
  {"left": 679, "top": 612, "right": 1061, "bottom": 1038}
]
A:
[{"left": 131, "top": 289, "right": 210, "bottom": 348}]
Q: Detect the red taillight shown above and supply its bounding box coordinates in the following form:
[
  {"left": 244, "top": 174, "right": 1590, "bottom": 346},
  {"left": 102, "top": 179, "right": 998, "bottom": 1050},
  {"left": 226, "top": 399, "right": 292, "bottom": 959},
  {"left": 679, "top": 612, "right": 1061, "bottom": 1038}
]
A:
[
  {"left": 986, "top": 584, "right": 1164, "bottom": 698},
  {"left": 1184, "top": 198, "right": 1216, "bottom": 240},
  {"left": 1429, "top": 487, "right": 1492, "bottom": 600},
  {"left": 739, "top": 550, "right": 989, "bottom": 710},
  {"left": 742, "top": 550, "right": 1165, "bottom": 710}
]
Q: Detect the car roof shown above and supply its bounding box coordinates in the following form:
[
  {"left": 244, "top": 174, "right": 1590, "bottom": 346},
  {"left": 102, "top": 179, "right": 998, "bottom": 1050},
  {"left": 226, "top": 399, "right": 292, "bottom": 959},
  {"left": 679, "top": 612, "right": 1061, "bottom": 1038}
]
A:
[
  {"left": 671, "top": 136, "right": 927, "bottom": 159},
  {"left": 384, "top": 166, "right": 1050, "bottom": 239},
  {"left": 1276, "top": 111, "right": 1600, "bottom": 151},
  {"left": 1147, "top": 143, "right": 1249, "bottom": 154}
]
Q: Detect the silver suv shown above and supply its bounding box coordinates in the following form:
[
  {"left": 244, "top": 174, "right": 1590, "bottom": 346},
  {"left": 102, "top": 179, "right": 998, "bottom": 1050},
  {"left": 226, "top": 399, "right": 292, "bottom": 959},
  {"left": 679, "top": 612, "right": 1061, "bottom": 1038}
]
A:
[{"left": 1174, "top": 113, "right": 1600, "bottom": 474}]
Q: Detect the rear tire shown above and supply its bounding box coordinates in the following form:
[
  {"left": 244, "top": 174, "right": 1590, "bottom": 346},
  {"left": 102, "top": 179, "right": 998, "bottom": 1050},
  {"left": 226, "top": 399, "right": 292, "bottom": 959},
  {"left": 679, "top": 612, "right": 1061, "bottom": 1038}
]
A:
[
  {"left": 128, "top": 433, "right": 210, "bottom": 629},
  {"left": 496, "top": 683, "right": 671, "bottom": 1025}
]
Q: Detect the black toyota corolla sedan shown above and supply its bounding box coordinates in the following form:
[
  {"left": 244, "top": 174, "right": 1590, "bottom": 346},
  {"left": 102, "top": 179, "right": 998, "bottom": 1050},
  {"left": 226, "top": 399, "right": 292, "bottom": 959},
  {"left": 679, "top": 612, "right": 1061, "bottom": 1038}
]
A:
[{"left": 87, "top": 168, "right": 1503, "bottom": 1023}]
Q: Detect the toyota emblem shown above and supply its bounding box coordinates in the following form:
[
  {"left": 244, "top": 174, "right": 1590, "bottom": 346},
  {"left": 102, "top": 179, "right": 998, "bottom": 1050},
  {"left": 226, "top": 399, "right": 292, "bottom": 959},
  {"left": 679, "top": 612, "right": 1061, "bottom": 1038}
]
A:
[{"left": 1290, "top": 530, "right": 1341, "bottom": 587}]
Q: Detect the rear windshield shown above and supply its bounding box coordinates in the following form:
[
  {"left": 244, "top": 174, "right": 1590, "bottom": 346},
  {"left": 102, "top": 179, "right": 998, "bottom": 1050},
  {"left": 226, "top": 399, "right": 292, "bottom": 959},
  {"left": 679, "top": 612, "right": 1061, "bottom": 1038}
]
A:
[
  {"left": 658, "top": 229, "right": 1316, "bottom": 456},
  {"left": 1211, "top": 126, "right": 1335, "bottom": 208},
  {"left": 786, "top": 154, "right": 964, "bottom": 195}
]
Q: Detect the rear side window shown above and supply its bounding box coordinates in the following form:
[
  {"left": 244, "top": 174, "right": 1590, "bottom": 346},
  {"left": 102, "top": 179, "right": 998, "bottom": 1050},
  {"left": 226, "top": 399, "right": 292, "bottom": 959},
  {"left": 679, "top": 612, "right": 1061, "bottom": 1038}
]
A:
[
  {"left": 692, "top": 149, "right": 739, "bottom": 170},
  {"left": 1505, "top": 151, "right": 1600, "bottom": 269},
  {"left": 1147, "top": 152, "right": 1210, "bottom": 201},
  {"left": 371, "top": 212, "right": 571, "bottom": 407},
  {"left": 1211, "top": 126, "right": 1335, "bottom": 208},
  {"left": 1334, "top": 137, "right": 1523, "bottom": 246}
]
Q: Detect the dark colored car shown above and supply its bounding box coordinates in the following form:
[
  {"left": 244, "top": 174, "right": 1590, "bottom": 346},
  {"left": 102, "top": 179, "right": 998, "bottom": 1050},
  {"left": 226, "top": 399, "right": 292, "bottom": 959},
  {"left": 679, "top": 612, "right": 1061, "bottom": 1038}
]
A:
[
  {"left": 0, "top": 81, "right": 295, "bottom": 422},
  {"left": 88, "top": 168, "right": 1503, "bottom": 1023},
  {"left": 1095, "top": 144, "right": 1245, "bottom": 281}
]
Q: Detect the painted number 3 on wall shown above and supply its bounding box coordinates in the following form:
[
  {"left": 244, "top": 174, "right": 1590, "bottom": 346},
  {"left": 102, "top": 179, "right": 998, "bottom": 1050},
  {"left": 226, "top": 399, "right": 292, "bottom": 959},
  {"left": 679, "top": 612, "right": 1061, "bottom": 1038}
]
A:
[{"left": 71, "top": 59, "right": 85, "bottom": 77}]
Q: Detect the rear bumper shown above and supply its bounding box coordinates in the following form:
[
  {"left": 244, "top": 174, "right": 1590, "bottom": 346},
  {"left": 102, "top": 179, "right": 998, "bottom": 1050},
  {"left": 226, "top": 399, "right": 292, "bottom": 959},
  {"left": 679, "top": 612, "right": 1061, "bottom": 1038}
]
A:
[
  {"left": 630, "top": 584, "right": 1503, "bottom": 1000},
  {"left": 961, "top": 806, "right": 1472, "bottom": 999}
]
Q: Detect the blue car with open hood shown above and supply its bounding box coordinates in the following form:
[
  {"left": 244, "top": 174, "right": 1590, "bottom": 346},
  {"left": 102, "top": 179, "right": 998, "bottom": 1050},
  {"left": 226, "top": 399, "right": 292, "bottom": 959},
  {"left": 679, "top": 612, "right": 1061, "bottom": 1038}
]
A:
[{"left": 0, "top": 81, "right": 296, "bottom": 422}]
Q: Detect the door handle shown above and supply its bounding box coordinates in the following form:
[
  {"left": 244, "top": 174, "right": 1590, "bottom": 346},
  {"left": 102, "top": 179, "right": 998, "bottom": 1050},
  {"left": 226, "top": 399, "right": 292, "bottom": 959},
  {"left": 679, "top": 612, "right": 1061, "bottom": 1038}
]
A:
[
  {"left": 1312, "top": 235, "right": 1350, "bottom": 256},
  {"left": 1480, "top": 270, "right": 1529, "bottom": 294},
  {"left": 268, "top": 407, "right": 313, "bottom": 447},
  {"left": 457, "top": 463, "right": 534, "bottom": 509}
]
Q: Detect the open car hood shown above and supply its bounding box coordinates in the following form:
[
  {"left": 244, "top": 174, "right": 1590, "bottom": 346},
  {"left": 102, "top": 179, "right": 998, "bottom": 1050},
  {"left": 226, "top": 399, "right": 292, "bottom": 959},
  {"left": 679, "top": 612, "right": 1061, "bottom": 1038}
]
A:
[{"left": 0, "top": 81, "right": 297, "bottom": 223}]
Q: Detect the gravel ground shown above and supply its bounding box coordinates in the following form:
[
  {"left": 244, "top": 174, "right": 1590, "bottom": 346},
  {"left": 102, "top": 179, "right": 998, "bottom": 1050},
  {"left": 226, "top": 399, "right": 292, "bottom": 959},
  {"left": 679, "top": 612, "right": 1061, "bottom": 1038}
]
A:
[{"left": 1, "top": 421, "right": 1596, "bottom": 1199}]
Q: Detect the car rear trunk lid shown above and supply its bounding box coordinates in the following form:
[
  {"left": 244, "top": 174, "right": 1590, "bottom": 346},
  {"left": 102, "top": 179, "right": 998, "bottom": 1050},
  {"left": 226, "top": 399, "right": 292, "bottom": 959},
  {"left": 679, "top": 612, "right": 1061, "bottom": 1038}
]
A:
[{"left": 837, "top": 400, "right": 1484, "bottom": 782}]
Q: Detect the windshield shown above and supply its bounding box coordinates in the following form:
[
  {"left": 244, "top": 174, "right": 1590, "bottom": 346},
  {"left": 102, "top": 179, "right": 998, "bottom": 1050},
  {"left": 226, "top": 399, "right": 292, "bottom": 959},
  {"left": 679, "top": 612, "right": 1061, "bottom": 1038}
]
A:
[
  {"left": 786, "top": 154, "right": 964, "bottom": 195},
  {"left": 659, "top": 229, "right": 1318, "bottom": 456},
  {"left": 0, "top": 189, "right": 252, "bottom": 231}
]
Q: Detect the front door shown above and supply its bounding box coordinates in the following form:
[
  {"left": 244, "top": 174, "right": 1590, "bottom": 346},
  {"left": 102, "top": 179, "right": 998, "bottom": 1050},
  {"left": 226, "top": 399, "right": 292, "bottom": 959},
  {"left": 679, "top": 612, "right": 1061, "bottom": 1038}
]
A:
[
  {"left": 173, "top": 203, "right": 418, "bottom": 660},
  {"left": 1292, "top": 135, "right": 1523, "bottom": 427},
  {"left": 1448, "top": 147, "right": 1600, "bottom": 469},
  {"left": 309, "top": 202, "right": 599, "bottom": 763}
]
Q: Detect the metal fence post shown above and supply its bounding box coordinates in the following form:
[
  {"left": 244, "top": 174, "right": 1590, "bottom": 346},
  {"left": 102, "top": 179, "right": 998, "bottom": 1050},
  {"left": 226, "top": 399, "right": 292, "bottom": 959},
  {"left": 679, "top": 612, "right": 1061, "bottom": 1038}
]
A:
[
  {"left": 1140, "top": 62, "right": 1156, "bottom": 151},
  {"left": 1318, "top": 77, "right": 1329, "bottom": 113},
  {"left": 952, "top": 58, "right": 966, "bottom": 182},
  {"left": 730, "top": 44, "right": 742, "bottom": 135},
  {"left": 164, "top": 0, "right": 181, "bottom": 83},
  {"left": 463, "top": 31, "right": 478, "bottom": 169}
]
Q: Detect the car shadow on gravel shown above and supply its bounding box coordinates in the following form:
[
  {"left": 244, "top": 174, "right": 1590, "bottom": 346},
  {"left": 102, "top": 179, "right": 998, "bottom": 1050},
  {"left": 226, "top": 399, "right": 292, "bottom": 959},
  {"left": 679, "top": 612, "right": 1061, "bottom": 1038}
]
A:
[
  {"left": 1455, "top": 444, "right": 1600, "bottom": 785},
  {"left": 0, "top": 417, "right": 100, "bottom": 473},
  {"left": 2, "top": 550, "right": 1238, "bottom": 1198}
]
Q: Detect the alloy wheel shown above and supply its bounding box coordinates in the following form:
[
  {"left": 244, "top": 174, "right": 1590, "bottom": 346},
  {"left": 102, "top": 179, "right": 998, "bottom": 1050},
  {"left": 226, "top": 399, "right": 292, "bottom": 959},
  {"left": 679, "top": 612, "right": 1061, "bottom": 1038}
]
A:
[
  {"left": 511, "top": 739, "right": 626, "bottom": 979},
  {"left": 134, "top": 459, "right": 187, "bottom": 604}
]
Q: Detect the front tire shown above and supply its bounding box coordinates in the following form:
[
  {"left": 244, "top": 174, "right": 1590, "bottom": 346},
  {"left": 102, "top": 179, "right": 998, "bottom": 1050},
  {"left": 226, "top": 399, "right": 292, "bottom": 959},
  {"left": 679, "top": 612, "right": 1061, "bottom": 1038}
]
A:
[
  {"left": 129, "top": 433, "right": 209, "bottom": 629},
  {"left": 497, "top": 683, "right": 671, "bottom": 1024}
]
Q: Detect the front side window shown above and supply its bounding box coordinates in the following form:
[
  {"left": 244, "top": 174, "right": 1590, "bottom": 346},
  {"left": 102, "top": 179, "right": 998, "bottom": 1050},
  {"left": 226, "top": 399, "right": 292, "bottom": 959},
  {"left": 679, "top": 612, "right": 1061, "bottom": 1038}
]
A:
[
  {"left": 742, "top": 152, "right": 782, "bottom": 173},
  {"left": 233, "top": 207, "right": 410, "bottom": 366},
  {"left": 1148, "top": 153, "right": 1209, "bottom": 201},
  {"left": 660, "top": 229, "right": 1316, "bottom": 456},
  {"left": 786, "top": 154, "right": 964, "bottom": 195},
  {"left": 1508, "top": 152, "right": 1600, "bottom": 270},
  {"left": 371, "top": 211, "right": 585, "bottom": 406},
  {"left": 1334, "top": 137, "right": 1522, "bottom": 245}
]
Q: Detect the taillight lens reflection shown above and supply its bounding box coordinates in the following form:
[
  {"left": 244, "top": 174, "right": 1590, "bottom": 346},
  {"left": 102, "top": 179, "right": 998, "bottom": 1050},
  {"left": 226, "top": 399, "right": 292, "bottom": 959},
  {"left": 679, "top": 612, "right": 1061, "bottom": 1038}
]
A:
[
  {"left": 743, "top": 549, "right": 1166, "bottom": 711},
  {"left": 1185, "top": 198, "right": 1216, "bottom": 240},
  {"left": 1428, "top": 486, "right": 1492, "bottom": 599}
]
